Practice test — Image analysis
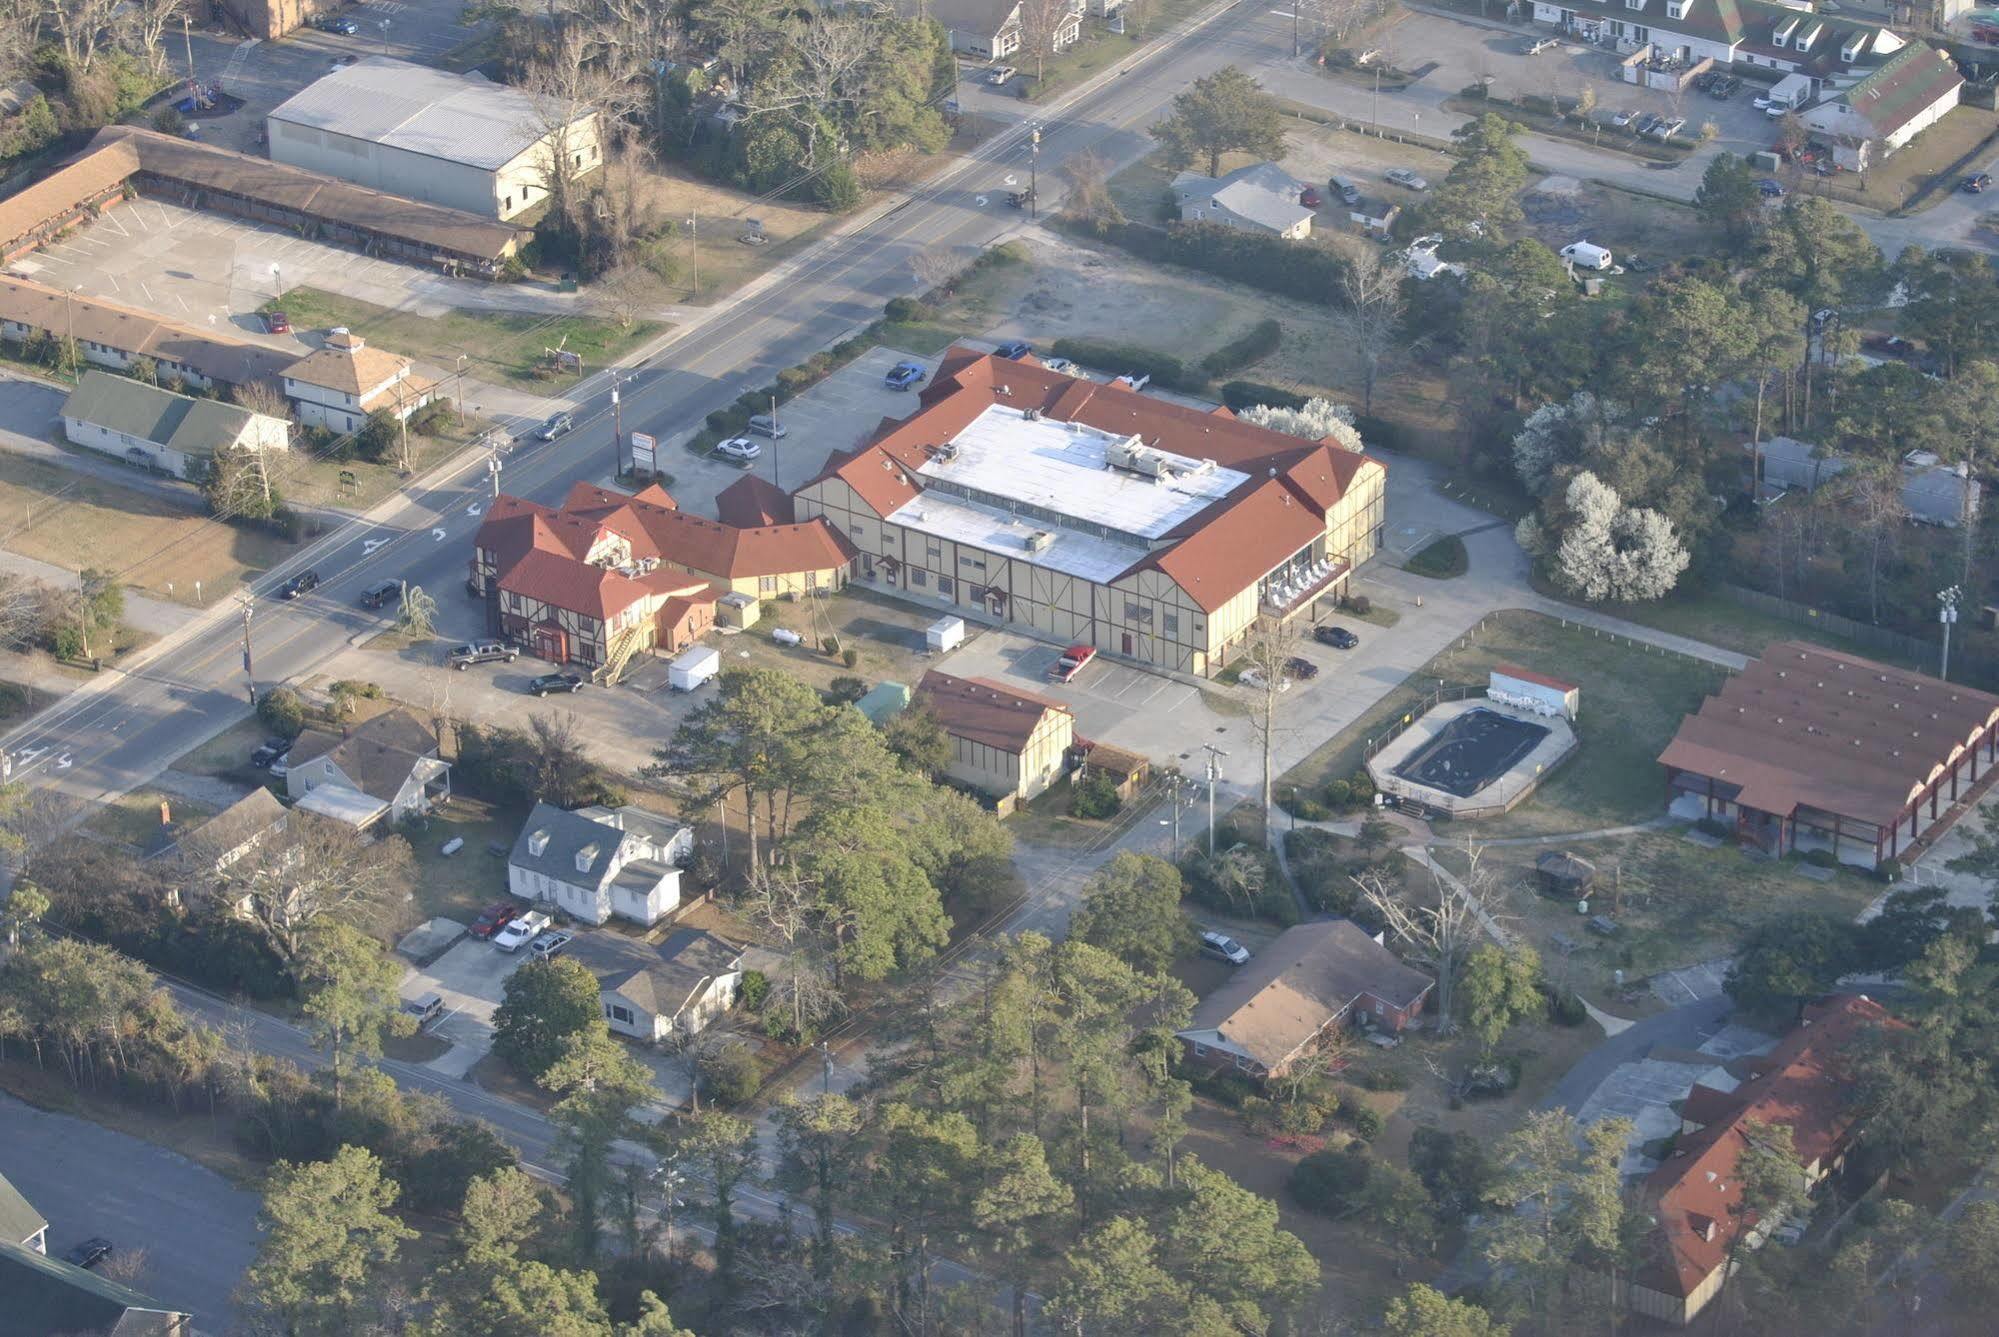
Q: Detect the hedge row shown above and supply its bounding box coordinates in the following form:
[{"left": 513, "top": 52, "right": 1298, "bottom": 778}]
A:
[
  {"left": 1221, "top": 380, "right": 1308, "bottom": 412},
  {"left": 1049, "top": 337, "right": 1207, "bottom": 394},
  {"left": 1079, "top": 219, "right": 1351, "bottom": 306},
  {"left": 698, "top": 328, "right": 882, "bottom": 446},
  {"left": 1200, "top": 319, "right": 1282, "bottom": 378}
]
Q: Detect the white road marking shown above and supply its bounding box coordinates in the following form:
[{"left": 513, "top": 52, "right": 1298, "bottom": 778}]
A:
[{"left": 431, "top": 527, "right": 447, "bottom": 541}]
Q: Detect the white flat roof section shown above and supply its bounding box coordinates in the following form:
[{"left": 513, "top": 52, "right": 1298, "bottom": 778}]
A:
[
  {"left": 267, "top": 57, "right": 555, "bottom": 170},
  {"left": 886, "top": 492, "right": 1146, "bottom": 584},
  {"left": 920, "top": 404, "right": 1248, "bottom": 543}
]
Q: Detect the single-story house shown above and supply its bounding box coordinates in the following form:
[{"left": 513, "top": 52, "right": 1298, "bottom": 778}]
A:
[
  {"left": 1800, "top": 42, "right": 1963, "bottom": 166},
  {"left": 281, "top": 329, "right": 434, "bottom": 435},
  {"left": 566, "top": 929, "right": 745, "bottom": 1042},
  {"left": 1175, "top": 918, "right": 1434, "bottom": 1081},
  {"left": 917, "top": 669, "right": 1075, "bottom": 801},
  {"left": 853, "top": 680, "right": 912, "bottom": 726},
  {"left": 61, "top": 370, "right": 290, "bottom": 482},
  {"left": 156, "top": 786, "right": 289, "bottom": 875},
  {"left": 507, "top": 800, "right": 694, "bottom": 926},
  {"left": 285, "top": 708, "right": 450, "bottom": 828},
  {"left": 1619, "top": 994, "right": 1898, "bottom": 1325},
  {"left": 1075, "top": 739, "right": 1150, "bottom": 802},
  {"left": 0, "top": 1170, "right": 47, "bottom": 1254},
  {"left": 1172, "top": 162, "right": 1315, "bottom": 239},
  {"left": 1753, "top": 436, "right": 1981, "bottom": 527}
]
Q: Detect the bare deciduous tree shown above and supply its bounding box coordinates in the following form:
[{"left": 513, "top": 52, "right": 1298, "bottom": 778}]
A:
[
  {"left": 1355, "top": 839, "right": 1504, "bottom": 1034},
  {"left": 1061, "top": 150, "right": 1125, "bottom": 234},
  {"left": 595, "top": 262, "right": 669, "bottom": 329},
  {"left": 120, "top": 0, "right": 185, "bottom": 77},
  {"left": 210, "top": 814, "right": 415, "bottom": 963},
  {"left": 45, "top": 0, "right": 120, "bottom": 72},
  {"left": 1337, "top": 245, "right": 1410, "bottom": 418},
  {"left": 1016, "top": 0, "right": 1073, "bottom": 84},
  {"left": 1240, "top": 616, "right": 1300, "bottom": 847}
]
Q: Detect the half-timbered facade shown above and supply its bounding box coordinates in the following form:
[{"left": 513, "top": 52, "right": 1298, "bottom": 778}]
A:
[{"left": 793, "top": 347, "right": 1386, "bottom": 677}]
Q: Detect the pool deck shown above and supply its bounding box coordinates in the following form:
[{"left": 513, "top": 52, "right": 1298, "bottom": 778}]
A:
[{"left": 1367, "top": 697, "right": 1579, "bottom": 816}]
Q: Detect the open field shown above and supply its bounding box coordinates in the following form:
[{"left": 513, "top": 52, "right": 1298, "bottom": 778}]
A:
[
  {"left": 261, "top": 289, "right": 662, "bottom": 392},
  {"left": 1280, "top": 610, "right": 1730, "bottom": 836},
  {"left": 629, "top": 165, "right": 833, "bottom": 305},
  {"left": 83, "top": 787, "right": 217, "bottom": 852},
  {"left": 0, "top": 452, "right": 293, "bottom": 599}
]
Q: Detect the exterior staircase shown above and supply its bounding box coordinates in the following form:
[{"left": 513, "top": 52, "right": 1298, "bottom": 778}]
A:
[{"left": 593, "top": 619, "right": 649, "bottom": 686}]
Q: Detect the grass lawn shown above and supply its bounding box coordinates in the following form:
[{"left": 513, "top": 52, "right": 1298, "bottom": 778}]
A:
[
  {"left": 279, "top": 413, "right": 499, "bottom": 513},
  {"left": 172, "top": 716, "right": 275, "bottom": 783},
  {"left": 262, "top": 288, "right": 662, "bottom": 391},
  {"left": 1023, "top": 0, "right": 1215, "bottom": 102},
  {"left": 1441, "top": 831, "right": 1885, "bottom": 1000},
  {"left": 0, "top": 452, "right": 293, "bottom": 600},
  {"left": 1553, "top": 582, "right": 1931, "bottom": 670},
  {"left": 401, "top": 797, "right": 520, "bottom": 925},
  {"left": 1817, "top": 105, "right": 1999, "bottom": 213},
  {"left": 1280, "top": 609, "right": 1731, "bottom": 836},
  {"left": 83, "top": 787, "right": 216, "bottom": 851},
  {"left": 1405, "top": 535, "right": 1468, "bottom": 579}
]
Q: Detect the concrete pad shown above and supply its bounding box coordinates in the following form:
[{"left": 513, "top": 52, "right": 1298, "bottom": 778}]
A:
[
  {"left": 1649, "top": 958, "right": 1732, "bottom": 1007},
  {"left": 397, "top": 916, "right": 467, "bottom": 964},
  {"left": 399, "top": 936, "right": 530, "bottom": 1060}
]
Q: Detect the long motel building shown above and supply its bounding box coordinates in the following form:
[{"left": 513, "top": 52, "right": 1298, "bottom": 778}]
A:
[{"left": 793, "top": 347, "right": 1388, "bottom": 677}]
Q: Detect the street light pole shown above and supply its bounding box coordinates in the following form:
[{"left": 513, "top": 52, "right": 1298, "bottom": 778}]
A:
[
  {"left": 455, "top": 353, "right": 467, "bottom": 426},
  {"left": 379, "top": 19, "right": 391, "bottom": 55},
  {"left": 271, "top": 263, "right": 282, "bottom": 302},
  {"left": 611, "top": 372, "right": 624, "bottom": 478},
  {"left": 1940, "top": 585, "right": 1962, "bottom": 681},
  {"left": 1029, "top": 125, "right": 1041, "bottom": 221},
  {"left": 238, "top": 594, "right": 256, "bottom": 705},
  {"left": 769, "top": 394, "right": 782, "bottom": 492}
]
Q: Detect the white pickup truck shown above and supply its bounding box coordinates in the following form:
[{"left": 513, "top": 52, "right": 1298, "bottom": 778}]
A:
[{"left": 493, "top": 910, "right": 551, "bottom": 952}]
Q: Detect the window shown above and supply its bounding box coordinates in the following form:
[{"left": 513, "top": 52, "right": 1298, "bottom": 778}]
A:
[
  {"left": 1666, "top": 0, "right": 1685, "bottom": 16},
  {"left": 937, "top": 577, "right": 954, "bottom": 597},
  {"left": 608, "top": 1004, "right": 634, "bottom": 1024},
  {"left": 911, "top": 569, "right": 927, "bottom": 587},
  {"left": 1625, "top": 0, "right": 1643, "bottom": 9},
  {"left": 1123, "top": 600, "right": 1142, "bottom": 619},
  {"left": 504, "top": 195, "right": 514, "bottom": 211},
  {"left": 926, "top": 543, "right": 941, "bottom": 559},
  {"left": 758, "top": 575, "right": 777, "bottom": 593},
  {"left": 1163, "top": 613, "right": 1179, "bottom": 636},
  {"left": 848, "top": 523, "right": 862, "bottom": 536}
]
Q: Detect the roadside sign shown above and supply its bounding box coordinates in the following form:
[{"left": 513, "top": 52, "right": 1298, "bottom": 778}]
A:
[{"left": 631, "top": 431, "right": 657, "bottom": 473}]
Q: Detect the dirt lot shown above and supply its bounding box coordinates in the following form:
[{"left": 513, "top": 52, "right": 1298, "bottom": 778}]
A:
[
  {"left": 0, "top": 452, "right": 294, "bottom": 599},
  {"left": 1516, "top": 174, "right": 1707, "bottom": 267}
]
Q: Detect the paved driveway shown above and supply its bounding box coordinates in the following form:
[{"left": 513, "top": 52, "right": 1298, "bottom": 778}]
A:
[
  {"left": 0, "top": 1094, "right": 260, "bottom": 1332},
  {"left": 400, "top": 935, "right": 534, "bottom": 1075}
]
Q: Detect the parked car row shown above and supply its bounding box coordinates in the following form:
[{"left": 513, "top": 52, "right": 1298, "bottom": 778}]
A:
[
  {"left": 1692, "top": 70, "right": 1743, "bottom": 99},
  {"left": 472, "top": 902, "right": 573, "bottom": 958}
]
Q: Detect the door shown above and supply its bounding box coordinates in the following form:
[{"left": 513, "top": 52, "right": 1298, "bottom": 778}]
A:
[
  {"left": 1121, "top": 632, "right": 1134, "bottom": 656},
  {"left": 534, "top": 624, "right": 568, "bottom": 663}
]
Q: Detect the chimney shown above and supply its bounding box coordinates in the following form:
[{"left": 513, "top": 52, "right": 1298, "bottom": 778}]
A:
[{"left": 159, "top": 799, "right": 171, "bottom": 827}]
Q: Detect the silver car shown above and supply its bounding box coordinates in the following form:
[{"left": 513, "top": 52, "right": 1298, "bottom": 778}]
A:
[
  {"left": 1384, "top": 167, "right": 1428, "bottom": 191},
  {"left": 1199, "top": 931, "right": 1251, "bottom": 966}
]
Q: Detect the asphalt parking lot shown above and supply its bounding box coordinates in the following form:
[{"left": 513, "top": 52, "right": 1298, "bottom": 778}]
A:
[
  {"left": 0, "top": 1093, "right": 261, "bottom": 1331},
  {"left": 741, "top": 344, "right": 937, "bottom": 490}
]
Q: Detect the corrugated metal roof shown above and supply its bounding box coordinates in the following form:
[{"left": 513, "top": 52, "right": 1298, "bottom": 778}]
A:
[{"left": 267, "top": 57, "right": 583, "bottom": 171}]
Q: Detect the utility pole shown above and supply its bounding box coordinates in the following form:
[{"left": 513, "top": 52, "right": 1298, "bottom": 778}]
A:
[
  {"left": 770, "top": 394, "right": 782, "bottom": 492},
  {"left": 686, "top": 216, "right": 699, "bottom": 297},
  {"left": 455, "top": 354, "right": 467, "bottom": 426},
  {"left": 611, "top": 372, "right": 625, "bottom": 477},
  {"left": 238, "top": 594, "right": 256, "bottom": 705},
  {"left": 1029, "top": 125, "right": 1041, "bottom": 221},
  {"left": 1940, "top": 585, "right": 1962, "bottom": 681},
  {"left": 1201, "top": 743, "right": 1226, "bottom": 856},
  {"left": 487, "top": 439, "right": 504, "bottom": 498},
  {"left": 181, "top": 15, "right": 196, "bottom": 95},
  {"left": 1292, "top": 0, "right": 1300, "bottom": 58}
]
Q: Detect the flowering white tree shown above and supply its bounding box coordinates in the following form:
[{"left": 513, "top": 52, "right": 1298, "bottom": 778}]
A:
[
  {"left": 1511, "top": 392, "right": 1622, "bottom": 495},
  {"left": 1239, "top": 398, "right": 1365, "bottom": 452},
  {"left": 1549, "top": 472, "right": 1689, "bottom": 603}
]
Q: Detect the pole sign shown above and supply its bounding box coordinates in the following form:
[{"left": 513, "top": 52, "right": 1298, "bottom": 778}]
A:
[{"left": 630, "top": 432, "right": 657, "bottom": 473}]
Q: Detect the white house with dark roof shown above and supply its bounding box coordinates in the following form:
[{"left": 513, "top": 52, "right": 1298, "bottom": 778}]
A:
[
  {"left": 284, "top": 708, "right": 450, "bottom": 828},
  {"left": 507, "top": 800, "right": 693, "bottom": 926},
  {"left": 62, "top": 370, "right": 289, "bottom": 481},
  {"left": 566, "top": 929, "right": 745, "bottom": 1042},
  {"left": 1172, "top": 162, "right": 1315, "bottom": 239},
  {"left": 0, "top": 1170, "right": 47, "bottom": 1254},
  {"left": 281, "top": 329, "right": 433, "bottom": 435},
  {"left": 1531, "top": 0, "right": 1907, "bottom": 78},
  {"left": 1800, "top": 41, "right": 1963, "bottom": 167}
]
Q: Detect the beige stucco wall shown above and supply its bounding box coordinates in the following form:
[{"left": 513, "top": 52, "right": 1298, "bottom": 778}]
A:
[{"left": 943, "top": 707, "right": 1074, "bottom": 800}]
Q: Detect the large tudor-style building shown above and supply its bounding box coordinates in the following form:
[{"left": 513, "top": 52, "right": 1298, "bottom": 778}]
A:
[{"left": 793, "top": 346, "right": 1387, "bottom": 678}]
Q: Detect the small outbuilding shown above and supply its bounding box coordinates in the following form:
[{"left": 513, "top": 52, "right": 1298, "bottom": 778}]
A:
[
  {"left": 1536, "top": 850, "right": 1597, "bottom": 898},
  {"left": 1490, "top": 663, "right": 1580, "bottom": 720}
]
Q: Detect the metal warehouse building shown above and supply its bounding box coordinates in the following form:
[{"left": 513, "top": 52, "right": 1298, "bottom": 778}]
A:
[{"left": 265, "top": 57, "right": 601, "bottom": 222}]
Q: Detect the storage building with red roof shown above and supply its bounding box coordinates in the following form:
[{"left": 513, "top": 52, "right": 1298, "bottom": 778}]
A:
[{"left": 791, "top": 347, "right": 1386, "bottom": 677}]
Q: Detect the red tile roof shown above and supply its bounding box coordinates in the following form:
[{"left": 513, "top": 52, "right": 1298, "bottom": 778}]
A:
[
  {"left": 813, "top": 347, "right": 1383, "bottom": 612},
  {"left": 1642, "top": 995, "right": 1899, "bottom": 1301},
  {"left": 1494, "top": 663, "right": 1579, "bottom": 693},
  {"left": 917, "top": 670, "right": 1073, "bottom": 754},
  {"left": 716, "top": 474, "right": 795, "bottom": 528}
]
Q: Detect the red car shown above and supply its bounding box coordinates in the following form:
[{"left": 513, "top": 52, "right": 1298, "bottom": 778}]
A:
[
  {"left": 1300, "top": 186, "right": 1324, "bottom": 208},
  {"left": 264, "top": 310, "right": 291, "bottom": 335},
  {"left": 1049, "top": 645, "right": 1096, "bottom": 683},
  {"left": 469, "top": 902, "right": 517, "bottom": 939}
]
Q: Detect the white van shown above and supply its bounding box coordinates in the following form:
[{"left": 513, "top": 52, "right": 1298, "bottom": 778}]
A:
[{"left": 1560, "top": 241, "right": 1614, "bottom": 271}]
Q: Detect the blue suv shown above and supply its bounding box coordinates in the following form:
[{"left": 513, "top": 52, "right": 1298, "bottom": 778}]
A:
[
  {"left": 994, "top": 340, "right": 1032, "bottom": 360},
  {"left": 884, "top": 361, "right": 926, "bottom": 390}
]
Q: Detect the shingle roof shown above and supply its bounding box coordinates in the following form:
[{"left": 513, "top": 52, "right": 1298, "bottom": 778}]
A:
[
  {"left": 1642, "top": 996, "right": 1898, "bottom": 1300},
  {"left": 0, "top": 275, "right": 292, "bottom": 390},
  {"left": 894, "top": 0, "right": 1019, "bottom": 38},
  {"left": 170, "top": 786, "right": 288, "bottom": 863},
  {"left": 0, "top": 1170, "right": 46, "bottom": 1247},
  {"left": 289, "top": 708, "right": 441, "bottom": 803},
  {"left": 61, "top": 371, "right": 264, "bottom": 457},
  {"left": 715, "top": 473, "right": 796, "bottom": 527},
  {"left": 281, "top": 330, "right": 415, "bottom": 399},
  {"left": 918, "top": 670, "right": 1072, "bottom": 754},
  {"left": 1182, "top": 920, "right": 1433, "bottom": 1070},
  {"left": 268, "top": 57, "right": 588, "bottom": 172},
  {"left": 0, "top": 135, "right": 140, "bottom": 253},
  {"left": 509, "top": 800, "right": 678, "bottom": 891},
  {"left": 1658, "top": 640, "right": 1999, "bottom": 826},
  {"left": 0, "top": 1239, "right": 189, "bottom": 1335},
  {"left": 1176, "top": 162, "right": 1314, "bottom": 233},
  {"left": 565, "top": 929, "right": 743, "bottom": 1020},
  {"left": 1835, "top": 41, "right": 1963, "bottom": 140}
]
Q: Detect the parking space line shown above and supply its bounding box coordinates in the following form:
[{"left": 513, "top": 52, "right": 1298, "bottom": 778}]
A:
[{"left": 98, "top": 211, "right": 129, "bottom": 238}]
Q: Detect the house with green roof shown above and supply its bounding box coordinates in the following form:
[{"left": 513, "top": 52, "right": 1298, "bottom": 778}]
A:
[
  {"left": 0, "top": 1167, "right": 49, "bottom": 1253},
  {"left": 1802, "top": 41, "right": 1964, "bottom": 167},
  {"left": 0, "top": 1239, "right": 193, "bottom": 1334},
  {"left": 61, "top": 369, "right": 289, "bottom": 482}
]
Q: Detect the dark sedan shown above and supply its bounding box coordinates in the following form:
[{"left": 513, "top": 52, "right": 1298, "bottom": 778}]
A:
[
  {"left": 278, "top": 570, "right": 320, "bottom": 599},
  {"left": 64, "top": 1238, "right": 113, "bottom": 1270},
  {"left": 528, "top": 672, "right": 586, "bottom": 696},
  {"left": 1313, "top": 624, "right": 1359, "bottom": 649}
]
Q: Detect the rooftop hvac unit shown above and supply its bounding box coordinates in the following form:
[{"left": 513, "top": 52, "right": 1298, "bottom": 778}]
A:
[
  {"left": 1023, "top": 408, "right": 1041, "bottom": 421},
  {"left": 1025, "top": 531, "right": 1055, "bottom": 553},
  {"left": 933, "top": 442, "right": 959, "bottom": 461}
]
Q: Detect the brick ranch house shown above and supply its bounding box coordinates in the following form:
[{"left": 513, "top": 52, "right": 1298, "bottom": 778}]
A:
[{"left": 1175, "top": 919, "right": 1433, "bottom": 1081}]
